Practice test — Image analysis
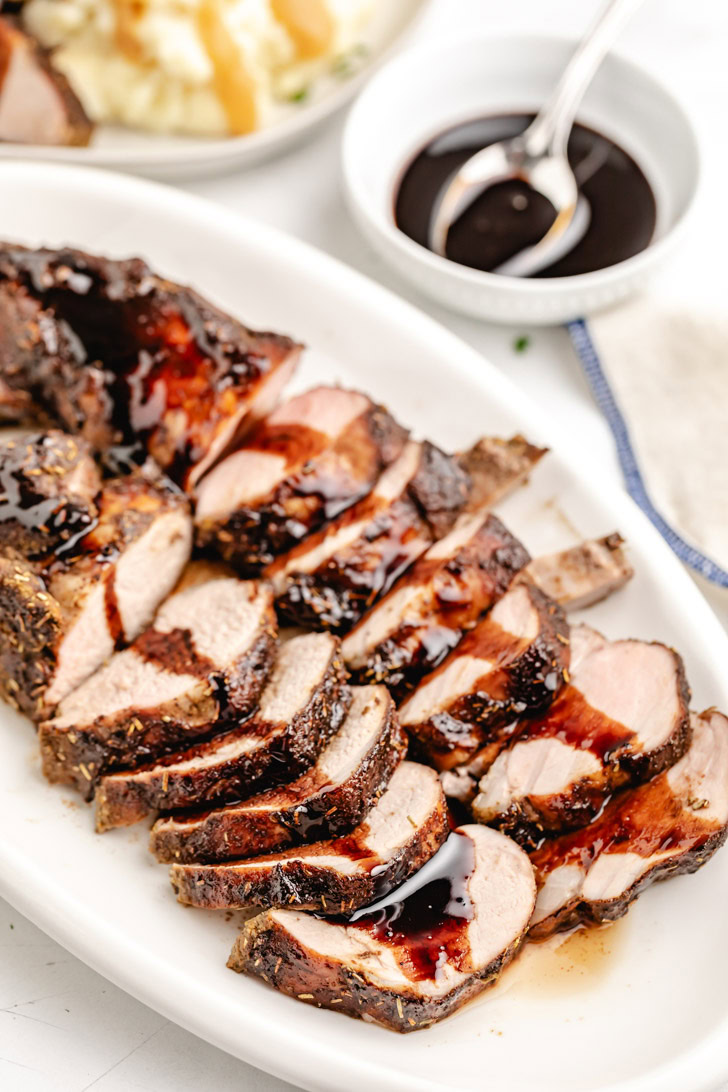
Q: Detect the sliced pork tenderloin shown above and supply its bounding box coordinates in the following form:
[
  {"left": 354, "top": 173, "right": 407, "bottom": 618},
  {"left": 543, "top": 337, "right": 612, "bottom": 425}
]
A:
[
  {"left": 39, "top": 563, "right": 276, "bottom": 796},
  {"left": 268, "top": 440, "right": 471, "bottom": 632},
  {"left": 150, "top": 684, "right": 405, "bottom": 862},
  {"left": 521, "top": 533, "right": 633, "bottom": 610},
  {"left": 0, "top": 430, "right": 100, "bottom": 559},
  {"left": 529, "top": 709, "right": 728, "bottom": 938},
  {"left": 0, "top": 472, "right": 192, "bottom": 720},
  {"left": 342, "top": 512, "right": 530, "bottom": 697},
  {"left": 195, "top": 387, "right": 408, "bottom": 570},
  {"left": 95, "top": 633, "right": 348, "bottom": 831},
  {"left": 0, "top": 16, "right": 93, "bottom": 146},
  {"left": 458, "top": 434, "right": 547, "bottom": 511},
  {"left": 229, "top": 823, "right": 535, "bottom": 1032},
  {"left": 400, "top": 583, "right": 569, "bottom": 771},
  {"left": 472, "top": 627, "right": 691, "bottom": 846},
  {"left": 0, "top": 243, "right": 301, "bottom": 488},
  {"left": 438, "top": 603, "right": 631, "bottom": 807},
  {"left": 170, "top": 761, "right": 448, "bottom": 913}
]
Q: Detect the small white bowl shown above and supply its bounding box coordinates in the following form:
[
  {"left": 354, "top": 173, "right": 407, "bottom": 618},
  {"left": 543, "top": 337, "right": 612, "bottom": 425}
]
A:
[{"left": 342, "top": 33, "right": 700, "bottom": 325}]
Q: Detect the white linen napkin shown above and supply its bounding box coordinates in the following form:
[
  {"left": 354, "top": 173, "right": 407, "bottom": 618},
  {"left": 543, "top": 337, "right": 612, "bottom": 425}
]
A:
[{"left": 569, "top": 301, "right": 728, "bottom": 588}]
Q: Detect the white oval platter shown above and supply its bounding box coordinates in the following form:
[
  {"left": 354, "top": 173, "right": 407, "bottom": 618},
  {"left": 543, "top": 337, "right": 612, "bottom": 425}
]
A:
[{"left": 0, "top": 162, "right": 726, "bottom": 1092}]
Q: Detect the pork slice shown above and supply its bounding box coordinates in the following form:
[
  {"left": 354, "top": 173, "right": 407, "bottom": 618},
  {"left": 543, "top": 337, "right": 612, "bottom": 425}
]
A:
[
  {"left": 170, "top": 761, "right": 448, "bottom": 912},
  {"left": 268, "top": 440, "right": 471, "bottom": 633},
  {"left": 0, "top": 430, "right": 100, "bottom": 559},
  {"left": 0, "top": 243, "right": 302, "bottom": 489},
  {"left": 439, "top": 624, "right": 613, "bottom": 806},
  {"left": 458, "top": 434, "right": 547, "bottom": 511},
  {"left": 0, "top": 17, "right": 93, "bottom": 146},
  {"left": 400, "top": 583, "right": 569, "bottom": 771},
  {"left": 472, "top": 632, "right": 691, "bottom": 845},
  {"left": 95, "top": 633, "right": 349, "bottom": 831},
  {"left": 522, "top": 533, "right": 633, "bottom": 610},
  {"left": 195, "top": 386, "right": 408, "bottom": 570},
  {"left": 342, "top": 512, "right": 530, "bottom": 697},
  {"left": 0, "top": 472, "right": 192, "bottom": 720},
  {"left": 229, "top": 823, "right": 535, "bottom": 1032},
  {"left": 38, "top": 563, "right": 276, "bottom": 796},
  {"left": 150, "top": 684, "right": 406, "bottom": 862},
  {"left": 529, "top": 709, "right": 728, "bottom": 938}
]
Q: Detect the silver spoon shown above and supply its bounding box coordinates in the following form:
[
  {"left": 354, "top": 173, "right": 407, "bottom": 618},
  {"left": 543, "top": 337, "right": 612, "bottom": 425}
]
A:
[{"left": 429, "top": 0, "right": 646, "bottom": 277}]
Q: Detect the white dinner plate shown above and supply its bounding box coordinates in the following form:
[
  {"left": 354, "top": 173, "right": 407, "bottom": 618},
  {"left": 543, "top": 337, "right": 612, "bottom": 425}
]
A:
[
  {"left": 0, "top": 162, "right": 727, "bottom": 1092},
  {"left": 0, "top": 2, "right": 426, "bottom": 180}
]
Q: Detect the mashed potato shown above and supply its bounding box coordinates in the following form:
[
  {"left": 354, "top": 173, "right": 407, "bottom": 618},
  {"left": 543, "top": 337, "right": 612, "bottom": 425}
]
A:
[{"left": 22, "top": 0, "right": 375, "bottom": 136}]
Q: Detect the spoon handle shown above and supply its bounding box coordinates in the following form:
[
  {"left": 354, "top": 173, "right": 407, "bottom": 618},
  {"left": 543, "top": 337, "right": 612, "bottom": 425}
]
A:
[{"left": 522, "top": 0, "right": 646, "bottom": 158}]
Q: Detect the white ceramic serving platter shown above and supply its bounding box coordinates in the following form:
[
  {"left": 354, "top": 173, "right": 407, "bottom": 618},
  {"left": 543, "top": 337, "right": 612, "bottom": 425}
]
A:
[
  {"left": 0, "top": 162, "right": 727, "bottom": 1092},
  {"left": 0, "top": 1, "right": 426, "bottom": 180}
]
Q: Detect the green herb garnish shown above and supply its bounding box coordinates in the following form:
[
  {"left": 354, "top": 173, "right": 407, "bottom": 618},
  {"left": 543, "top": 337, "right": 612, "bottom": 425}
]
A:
[
  {"left": 513, "top": 335, "right": 531, "bottom": 353},
  {"left": 331, "top": 43, "right": 369, "bottom": 79}
]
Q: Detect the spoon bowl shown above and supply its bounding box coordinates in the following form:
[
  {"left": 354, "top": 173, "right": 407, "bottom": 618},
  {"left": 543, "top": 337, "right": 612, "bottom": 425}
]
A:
[
  {"left": 430, "top": 0, "right": 644, "bottom": 274},
  {"left": 342, "top": 32, "right": 700, "bottom": 324}
]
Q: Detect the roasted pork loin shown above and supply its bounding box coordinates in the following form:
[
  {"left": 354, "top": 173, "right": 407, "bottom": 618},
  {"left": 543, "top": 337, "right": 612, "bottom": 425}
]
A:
[
  {"left": 39, "top": 563, "right": 276, "bottom": 796},
  {"left": 341, "top": 512, "right": 530, "bottom": 696},
  {"left": 95, "top": 633, "right": 349, "bottom": 830},
  {"left": 195, "top": 386, "right": 408, "bottom": 570},
  {"left": 472, "top": 624, "right": 691, "bottom": 845},
  {"left": 0, "top": 244, "right": 301, "bottom": 488},
  {"left": 0, "top": 17, "right": 93, "bottom": 146},
  {"left": 529, "top": 709, "right": 728, "bottom": 938},
  {"left": 268, "top": 440, "right": 471, "bottom": 632},
  {"left": 229, "top": 824, "right": 535, "bottom": 1032},
  {"left": 170, "top": 761, "right": 448, "bottom": 913},
  {"left": 521, "top": 533, "right": 633, "bottom": 610},
  {"left": 400, "top": 582, "right": 569, "bottom": 770},
  {"left": 150, "top": 684, "right": 405, "bottom": 862},
  {"left": 0, "top": 466, "right": 192, "bottom": 720}
]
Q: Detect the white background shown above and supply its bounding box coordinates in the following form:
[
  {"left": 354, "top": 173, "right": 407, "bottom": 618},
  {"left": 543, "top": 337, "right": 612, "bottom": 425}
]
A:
[{"left": 2, "top": 1, "right": 727, "bottom": 1090}]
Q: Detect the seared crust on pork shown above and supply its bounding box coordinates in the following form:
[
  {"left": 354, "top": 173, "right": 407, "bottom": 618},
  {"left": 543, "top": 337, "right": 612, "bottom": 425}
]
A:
[
  {"left": 150, "top": 685, "right": 405, "bottom": 861},
  {"left": 342, "top": 512, "right": 530, "bottom": 697},
  {"left": 529, "top": 709, "right": 728, "bottom": 937},
  {"left": 229, "top": 825, "right": 535, "bottom": 1032},
  {"left": 400, "top": 583, "right": 569, "bottom": 770},
  {"left": 95, "top": 634, "right": 349, "bottom": 830},
  {"left": 0, "top": 243, "right": 301, "bottom": 488},
  {"left": 0, "top": 468, "right": 192, "bottom": 721},
  {"left": 195, "top": 387, "right": 408, "bottom": 570},
  {"left": 473, "top": 627, "right": 691, "bottom": 845},
  {"left": 170, "top": 762, "right": 448, "bottom": 912},
  {"left": 39, "top": 564, "right": 276, "bottom": 796}
]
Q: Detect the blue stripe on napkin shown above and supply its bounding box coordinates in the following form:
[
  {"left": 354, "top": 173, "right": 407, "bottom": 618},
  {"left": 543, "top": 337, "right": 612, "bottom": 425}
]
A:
[{"left": 568, "top": 319, "right": 728, "bottom": 588}]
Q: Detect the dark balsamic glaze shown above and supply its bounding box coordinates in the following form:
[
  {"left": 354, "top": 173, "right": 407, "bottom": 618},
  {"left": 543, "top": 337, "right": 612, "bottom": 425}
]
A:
[
  {"left": 531, "top": 768, "right": 719, "bottom": 874},
  {"left": 394, "top": 114, "right": 656, "bottom": 277},
  {"left": 364, "top": 520, "right": 531, "bottom": 696},
  {"left": 241, "top": 415, "right": 379, "bottom": 531},
  {"left": 272, "top": 492, "right": 431, "bottom": 630},
  {"left": 2, "top": 247, "right": 269, "bottom": 484},
  {"left": 426, "top": 614, "right": 530, "bottom": 742},
  {"left": 0, "top": 439, "right": 96, "bottom": 560},
  {"left": 100, "top": 443, "right": 149, "bottom": 478},
  {"left": 342, "top": 831, "right": 476, "bottom": 980},
  {"left": 523, "top": 685, "right": 633, "bottom": 763},
  {"left": 103, "top": 573, "right": 125, "bottom": 650}
]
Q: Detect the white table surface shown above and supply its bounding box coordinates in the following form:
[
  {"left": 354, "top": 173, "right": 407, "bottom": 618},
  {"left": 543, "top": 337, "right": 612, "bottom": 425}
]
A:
[{"left": 2, "top": 1, "right": 728, "bottom": 1090}]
